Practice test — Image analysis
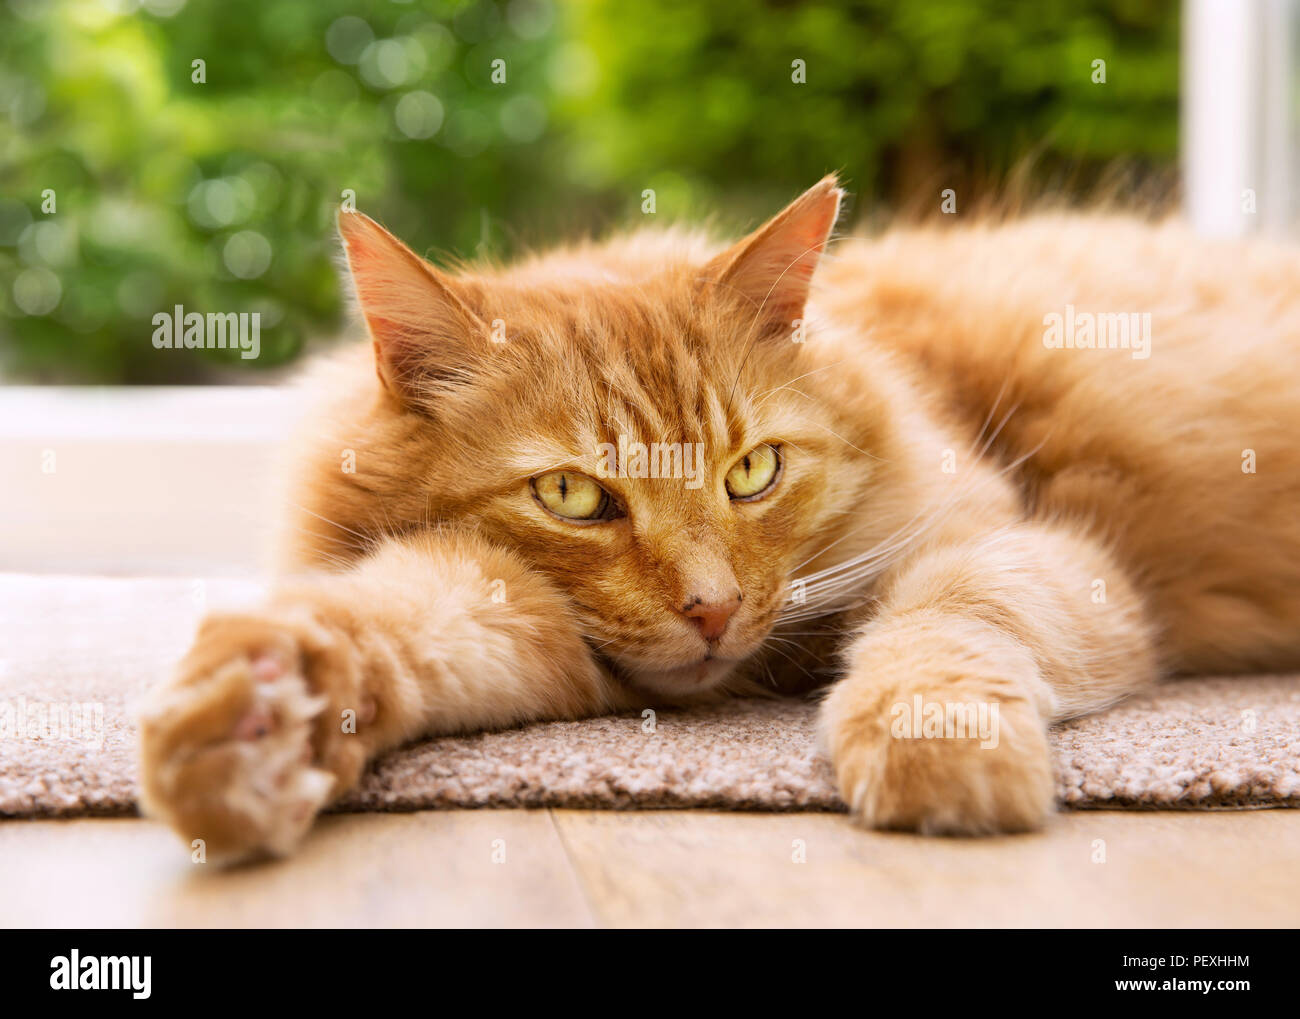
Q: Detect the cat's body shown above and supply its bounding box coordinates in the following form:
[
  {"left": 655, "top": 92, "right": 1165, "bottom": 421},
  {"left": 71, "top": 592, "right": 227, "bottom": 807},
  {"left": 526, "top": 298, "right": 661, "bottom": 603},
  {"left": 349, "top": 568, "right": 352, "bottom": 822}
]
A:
[
  {"left": 819, "top": 214, "right": 1300, "bottom": 675},
  {"left": 139, "top": 179, "right": 1300, "bottom": 859}
]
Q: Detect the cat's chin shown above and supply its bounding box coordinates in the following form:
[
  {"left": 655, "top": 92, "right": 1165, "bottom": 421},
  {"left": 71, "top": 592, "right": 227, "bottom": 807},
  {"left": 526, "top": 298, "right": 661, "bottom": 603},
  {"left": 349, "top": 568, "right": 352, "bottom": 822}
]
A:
[{"left": 614, "top": 656, "right": 739, "bottom": 699}]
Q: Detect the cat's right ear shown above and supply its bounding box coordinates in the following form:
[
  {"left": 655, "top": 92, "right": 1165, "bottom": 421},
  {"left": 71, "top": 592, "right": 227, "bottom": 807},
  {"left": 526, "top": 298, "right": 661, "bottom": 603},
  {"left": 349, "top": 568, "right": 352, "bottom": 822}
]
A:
[{"left": 337, "top": 210, "right": 490, "bottom": 403}]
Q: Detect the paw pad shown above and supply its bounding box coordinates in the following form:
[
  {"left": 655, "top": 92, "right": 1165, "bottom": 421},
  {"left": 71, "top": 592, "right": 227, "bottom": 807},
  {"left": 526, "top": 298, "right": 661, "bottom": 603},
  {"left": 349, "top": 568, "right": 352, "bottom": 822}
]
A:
[
  {"left": 232, "top": 706, "right": 274, "bottom": 741},
  {"left": 250, "top": 651, "right": 288, "bottom": 683}
]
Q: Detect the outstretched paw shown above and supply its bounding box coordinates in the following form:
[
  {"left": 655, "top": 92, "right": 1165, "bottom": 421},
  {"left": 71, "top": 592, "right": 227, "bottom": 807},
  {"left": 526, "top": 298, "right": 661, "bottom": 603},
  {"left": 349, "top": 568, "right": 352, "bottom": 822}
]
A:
[{"left": 139, "top": 620, "right": 337, "bottom": 862}]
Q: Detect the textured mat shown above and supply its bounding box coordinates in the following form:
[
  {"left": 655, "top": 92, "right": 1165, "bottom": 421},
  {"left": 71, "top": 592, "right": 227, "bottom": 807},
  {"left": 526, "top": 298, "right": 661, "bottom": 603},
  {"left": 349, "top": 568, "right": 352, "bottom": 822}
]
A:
[{"left": 2, "top": 576, "right": 1298, "bottom": 818}]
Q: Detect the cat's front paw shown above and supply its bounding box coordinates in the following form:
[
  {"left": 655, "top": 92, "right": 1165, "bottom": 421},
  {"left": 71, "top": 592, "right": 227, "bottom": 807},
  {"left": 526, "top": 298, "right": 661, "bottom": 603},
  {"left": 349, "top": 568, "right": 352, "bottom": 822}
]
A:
[
  {"left": 819, "top": 634, "right": 1055, "bottom": 835},
  {"left": 138, "top": 615, "right": 356, "bottom": 862}
]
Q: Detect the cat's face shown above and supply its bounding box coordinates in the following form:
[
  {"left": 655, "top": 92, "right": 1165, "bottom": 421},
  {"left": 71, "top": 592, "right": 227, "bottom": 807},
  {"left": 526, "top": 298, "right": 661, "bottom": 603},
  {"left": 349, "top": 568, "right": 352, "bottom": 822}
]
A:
[{"left": 329, "top": 178, "right": 871, "bottom": 697}]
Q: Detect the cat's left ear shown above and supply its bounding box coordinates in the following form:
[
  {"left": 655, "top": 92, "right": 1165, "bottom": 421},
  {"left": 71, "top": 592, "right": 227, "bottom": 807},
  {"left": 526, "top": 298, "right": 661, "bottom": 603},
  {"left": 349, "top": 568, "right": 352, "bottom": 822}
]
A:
[{"left": 702, "top": 174, "right": 844, "bottom": 334}]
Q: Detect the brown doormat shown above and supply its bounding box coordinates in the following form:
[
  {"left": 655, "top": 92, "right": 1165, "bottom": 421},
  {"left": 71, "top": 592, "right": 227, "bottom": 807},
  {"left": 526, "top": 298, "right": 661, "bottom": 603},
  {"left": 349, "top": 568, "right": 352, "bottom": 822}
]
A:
[{"left": 1, "top": 576, "right": 1298, "bottom": 818}]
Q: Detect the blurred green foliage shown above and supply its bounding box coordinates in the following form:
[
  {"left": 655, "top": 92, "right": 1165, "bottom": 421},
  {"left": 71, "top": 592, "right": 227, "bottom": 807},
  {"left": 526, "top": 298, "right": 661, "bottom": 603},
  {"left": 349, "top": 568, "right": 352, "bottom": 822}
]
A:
[{"left": 0, "top": 0, "right": 1179, "bottom": 383}]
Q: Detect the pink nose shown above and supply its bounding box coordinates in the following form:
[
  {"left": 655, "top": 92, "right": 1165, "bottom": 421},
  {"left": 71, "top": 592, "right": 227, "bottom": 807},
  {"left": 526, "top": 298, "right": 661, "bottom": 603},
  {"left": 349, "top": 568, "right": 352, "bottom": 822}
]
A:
[{"left": 682, "top": 594, "right": 742, "bottom": 642}]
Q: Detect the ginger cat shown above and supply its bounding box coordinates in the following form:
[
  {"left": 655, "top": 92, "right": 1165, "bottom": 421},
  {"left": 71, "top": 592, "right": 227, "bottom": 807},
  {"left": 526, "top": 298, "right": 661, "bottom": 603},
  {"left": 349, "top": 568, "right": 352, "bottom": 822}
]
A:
[{"left": 138, "top": 176, "right": 1300, "bottom": 860}]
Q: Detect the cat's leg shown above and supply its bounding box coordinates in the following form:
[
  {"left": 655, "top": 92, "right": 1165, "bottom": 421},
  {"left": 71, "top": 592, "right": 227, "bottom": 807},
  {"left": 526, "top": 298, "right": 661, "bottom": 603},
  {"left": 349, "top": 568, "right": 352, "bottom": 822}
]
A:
[
  {"left": 819, "top": 522, "right": 1158, "bottom": 833},
  {"left": 138, "top": 530, "right": 626, "bottom": 861}
]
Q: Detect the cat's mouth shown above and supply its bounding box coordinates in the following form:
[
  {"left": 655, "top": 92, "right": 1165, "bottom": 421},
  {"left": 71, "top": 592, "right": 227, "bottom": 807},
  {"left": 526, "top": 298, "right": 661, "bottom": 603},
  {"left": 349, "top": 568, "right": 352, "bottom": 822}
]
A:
[{"left": 601, "top": 651, "right": 740, "bottom": 698}]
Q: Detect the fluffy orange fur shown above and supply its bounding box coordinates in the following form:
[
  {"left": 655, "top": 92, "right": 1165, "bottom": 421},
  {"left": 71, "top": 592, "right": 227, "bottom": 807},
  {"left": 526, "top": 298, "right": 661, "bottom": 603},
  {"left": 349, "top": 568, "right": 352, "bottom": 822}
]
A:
[{"left": 138, "top": 176, "right": 1300, "bottom": 860}]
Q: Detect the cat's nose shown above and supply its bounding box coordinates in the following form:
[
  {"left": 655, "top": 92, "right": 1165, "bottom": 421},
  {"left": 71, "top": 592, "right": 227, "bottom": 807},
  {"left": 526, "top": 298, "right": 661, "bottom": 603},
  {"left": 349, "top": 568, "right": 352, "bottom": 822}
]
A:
[{"left": 681, "top": 593, "right": 742, "bottom": 642}]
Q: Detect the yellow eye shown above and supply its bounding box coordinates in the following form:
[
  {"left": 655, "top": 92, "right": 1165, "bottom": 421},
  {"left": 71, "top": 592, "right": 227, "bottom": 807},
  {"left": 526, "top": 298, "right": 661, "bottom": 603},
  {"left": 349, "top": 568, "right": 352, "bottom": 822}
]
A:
[
  {"left": 725, "top": 443, "right": 781, "bottom": 500},
  {"left": 532, "top": 471, "right": 615, "bottom": 521}
]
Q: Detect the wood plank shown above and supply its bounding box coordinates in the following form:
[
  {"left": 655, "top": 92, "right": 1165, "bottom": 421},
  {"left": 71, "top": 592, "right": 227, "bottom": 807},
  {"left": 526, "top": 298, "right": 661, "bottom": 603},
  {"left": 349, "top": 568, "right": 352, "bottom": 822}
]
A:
[
  {"left": 0, "top": 810, "right": 596, "bottom": 928},
  {"left": 551, "top": 808, "right": 1300, "bottom": 928},
  {"left": 4, "top": 808, "right": 1298, "bottom": 927}
]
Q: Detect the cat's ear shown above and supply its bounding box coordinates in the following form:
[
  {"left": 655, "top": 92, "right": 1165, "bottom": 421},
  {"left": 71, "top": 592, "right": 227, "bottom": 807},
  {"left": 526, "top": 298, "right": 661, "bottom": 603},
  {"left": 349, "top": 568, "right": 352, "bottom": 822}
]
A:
[
  {"left": 702, "top": 174, "right": 843, "bottom": 334},
  {"left": 337, "top": 210, "right": 490, "bottom": 401}
]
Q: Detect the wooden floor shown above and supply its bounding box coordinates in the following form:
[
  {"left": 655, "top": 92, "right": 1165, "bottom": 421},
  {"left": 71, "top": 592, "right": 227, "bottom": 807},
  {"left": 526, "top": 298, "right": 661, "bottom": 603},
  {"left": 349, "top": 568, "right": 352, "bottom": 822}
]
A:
[{"left": 2, "top": 808, "right": 1298, "bottom": 927}]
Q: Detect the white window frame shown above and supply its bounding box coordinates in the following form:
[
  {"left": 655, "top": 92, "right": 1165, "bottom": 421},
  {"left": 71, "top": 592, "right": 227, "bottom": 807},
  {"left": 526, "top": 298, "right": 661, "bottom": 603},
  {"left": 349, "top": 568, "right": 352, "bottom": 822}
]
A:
[{"left": 1183, "top": 0, "right": 1299, "bottom": 235}]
